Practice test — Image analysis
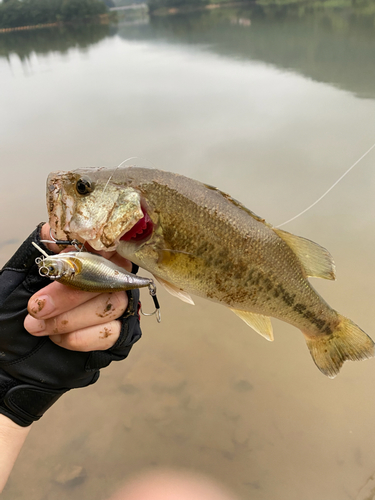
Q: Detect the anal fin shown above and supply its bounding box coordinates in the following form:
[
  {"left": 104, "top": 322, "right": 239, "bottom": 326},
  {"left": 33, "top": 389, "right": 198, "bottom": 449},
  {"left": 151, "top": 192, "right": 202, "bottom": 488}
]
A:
[{"left": 230, "top": 309, "right": 274, "bottom": 341}]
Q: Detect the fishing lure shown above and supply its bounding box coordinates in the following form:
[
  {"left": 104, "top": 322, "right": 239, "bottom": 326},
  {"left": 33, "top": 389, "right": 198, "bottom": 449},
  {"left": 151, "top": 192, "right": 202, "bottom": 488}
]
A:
[{"left": 32, "top": 242, "right": 161, "bottom": 322}]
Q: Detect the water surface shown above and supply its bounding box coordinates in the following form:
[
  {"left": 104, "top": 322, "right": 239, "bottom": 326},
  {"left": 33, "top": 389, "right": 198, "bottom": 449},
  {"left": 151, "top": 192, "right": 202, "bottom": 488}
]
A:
[{"left": 1, "top": 4, "right": 375, "bottom": 500}]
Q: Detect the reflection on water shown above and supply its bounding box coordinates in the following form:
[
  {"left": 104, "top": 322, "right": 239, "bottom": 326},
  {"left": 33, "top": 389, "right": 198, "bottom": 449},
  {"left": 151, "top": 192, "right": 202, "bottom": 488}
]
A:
[
  {"left": 0, "top": 22, "right": 114, "bottom": 60},
  {"left": 1, "top": 2, "right": 375, "bottom": 98},
  {"left": 124, "top": 2, "right": 375, "bottom": 99},
  {"left": 1, "top": 3, "right": 375, "bottom": 500}
]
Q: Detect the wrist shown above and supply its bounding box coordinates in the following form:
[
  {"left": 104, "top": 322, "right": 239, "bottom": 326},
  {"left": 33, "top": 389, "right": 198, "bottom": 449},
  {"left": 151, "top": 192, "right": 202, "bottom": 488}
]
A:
[
  {"left": 0, "top": 414, "right": 31, "bottom": 493},
  {"left": 0, "top": 413, "right": 31, "bottom": 439}
]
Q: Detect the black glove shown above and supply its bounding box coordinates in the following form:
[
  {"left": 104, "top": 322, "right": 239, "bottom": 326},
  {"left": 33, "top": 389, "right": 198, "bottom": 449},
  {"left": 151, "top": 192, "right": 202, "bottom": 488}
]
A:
[{"left": 0, "top": 224, "right": 142, "bottom": 427}]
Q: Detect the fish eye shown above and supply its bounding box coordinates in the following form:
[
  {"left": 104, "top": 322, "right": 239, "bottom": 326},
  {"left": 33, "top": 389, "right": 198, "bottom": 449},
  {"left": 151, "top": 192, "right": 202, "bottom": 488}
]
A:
[
  {"left": 76, "top": 177, "right": 93, "bottom": 196},
  {"left": 48, "top": 265, "right": 55, "bottom": 273}
]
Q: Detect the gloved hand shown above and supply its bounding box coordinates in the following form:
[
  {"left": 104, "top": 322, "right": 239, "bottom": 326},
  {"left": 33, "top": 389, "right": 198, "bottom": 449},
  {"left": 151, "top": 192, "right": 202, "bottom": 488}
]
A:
[{"left": 0, "top": 224, "right": 142, "bottom": 427}]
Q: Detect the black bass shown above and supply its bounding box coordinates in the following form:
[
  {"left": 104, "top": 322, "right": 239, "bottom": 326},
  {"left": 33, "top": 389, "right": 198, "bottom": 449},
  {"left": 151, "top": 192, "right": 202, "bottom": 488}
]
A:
[{"left": 46, "top": 167, "right": 374, "bottom": 377}]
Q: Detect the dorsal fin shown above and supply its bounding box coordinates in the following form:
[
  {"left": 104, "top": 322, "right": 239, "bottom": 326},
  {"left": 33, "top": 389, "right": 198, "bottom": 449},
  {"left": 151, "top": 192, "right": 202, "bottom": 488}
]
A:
[
  {"left": 203, "top": 184, "right": 266, "bottom": 223},
  {"left": 230, "top": 309, "right": 274, "bottom": 341},
  {"left": 273, "top": 228, "right": 336, "bottom": 280},
  {"left": 156, "top": 277, "right": 195, "bottom": 305}
]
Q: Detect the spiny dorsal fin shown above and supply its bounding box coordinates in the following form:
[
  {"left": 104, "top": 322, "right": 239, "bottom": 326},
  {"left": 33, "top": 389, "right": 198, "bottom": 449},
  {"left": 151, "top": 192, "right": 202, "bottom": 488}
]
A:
[
  {"left": 230, "top": 309, "right": 274, "bottom": 341},
  {"left": 273, "top": 228, "right": 336, "bottom": 280},
  {"left": 156, "top": 276, "right": 195, "bottom": 305},
  {"left": 203, "top": 183, "right": 266, "bottom": 223}
]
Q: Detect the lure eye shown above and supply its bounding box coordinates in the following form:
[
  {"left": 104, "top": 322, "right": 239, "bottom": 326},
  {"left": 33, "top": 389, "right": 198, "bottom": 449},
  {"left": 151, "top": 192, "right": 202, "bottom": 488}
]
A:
[{"left": 76, "top": 177, "right": 93, "bottom": 196}]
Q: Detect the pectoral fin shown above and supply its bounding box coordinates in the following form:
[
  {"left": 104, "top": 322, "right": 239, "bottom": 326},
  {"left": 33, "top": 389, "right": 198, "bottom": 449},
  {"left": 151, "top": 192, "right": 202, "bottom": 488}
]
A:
[
  {"left": 273, "top": 228, "right": 336, "bottom": 280},
  {"left": 230, "top": 309, "right": 274, "bottom": 341},
  {"left": 156, "top": 277, "right": 195, "bottom": 305},
  {"left": 157, "top": 248, "right": 196, "bottom": 266}
]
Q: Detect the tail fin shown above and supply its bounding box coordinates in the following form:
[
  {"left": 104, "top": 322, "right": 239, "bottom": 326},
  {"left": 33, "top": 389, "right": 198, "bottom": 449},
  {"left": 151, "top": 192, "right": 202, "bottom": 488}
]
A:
[{"left": 305, "top": 315, "right": 374, "bottom": 378}]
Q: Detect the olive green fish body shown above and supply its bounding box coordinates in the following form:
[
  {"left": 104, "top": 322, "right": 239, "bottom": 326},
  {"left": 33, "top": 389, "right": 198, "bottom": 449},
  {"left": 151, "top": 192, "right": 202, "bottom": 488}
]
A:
[
  {"left": 46, "top": 167, "right": 374, "bottom": 377},
  {"left": 113, "top": 169, "right": 337, "bottom": 337}
]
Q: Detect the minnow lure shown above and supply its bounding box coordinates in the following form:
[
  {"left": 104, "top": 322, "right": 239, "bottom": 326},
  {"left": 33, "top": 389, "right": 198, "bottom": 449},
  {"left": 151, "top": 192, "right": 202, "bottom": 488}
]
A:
[{"left": 32, "top": 242, "right": 161, "bottom": 322}]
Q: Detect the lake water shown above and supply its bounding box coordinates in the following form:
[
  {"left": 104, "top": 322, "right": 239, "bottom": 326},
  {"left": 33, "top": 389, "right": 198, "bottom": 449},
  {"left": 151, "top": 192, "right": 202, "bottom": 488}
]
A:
[{"left": 1, "top": 3, "right": 375, "bottom": 499}]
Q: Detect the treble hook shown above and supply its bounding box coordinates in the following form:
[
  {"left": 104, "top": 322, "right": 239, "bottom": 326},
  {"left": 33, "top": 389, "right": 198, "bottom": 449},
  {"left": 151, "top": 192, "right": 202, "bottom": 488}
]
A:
[
  {"left": 40, "top": 228, "right": 84, "bottom": 251},
  {"left": 32, "top": 242, "right": 64, "bottom": 279},
  {"left": 35, "top": 236, "right": 161, "bottom": 321},
  {"left": 141, "top": 282, "right": 161, "bottom": 323}
]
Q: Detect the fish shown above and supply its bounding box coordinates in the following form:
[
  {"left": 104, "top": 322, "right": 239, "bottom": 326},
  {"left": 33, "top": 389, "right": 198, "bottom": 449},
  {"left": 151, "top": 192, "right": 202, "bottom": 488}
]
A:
[
  {"left": 34, "top": 248, "right": 153, "bottom": 293},
  {"left": 46, "top": 166, "right": 374, "bottom": 377}
]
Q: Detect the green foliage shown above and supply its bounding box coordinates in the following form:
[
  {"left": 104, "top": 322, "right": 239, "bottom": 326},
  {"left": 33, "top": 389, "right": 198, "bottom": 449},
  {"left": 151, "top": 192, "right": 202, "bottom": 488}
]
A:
[
  {"left": 0, "top": 0, "right": 108, "bottom": 29},
  {"left": 60, "top": 0, "right": 107, "bottom": 21},
  {"left": 0, "top": 22, "right": 111, "bottom": 59},
  {"left": 148, "top": 0, "right": 210, "bottom": 15}
]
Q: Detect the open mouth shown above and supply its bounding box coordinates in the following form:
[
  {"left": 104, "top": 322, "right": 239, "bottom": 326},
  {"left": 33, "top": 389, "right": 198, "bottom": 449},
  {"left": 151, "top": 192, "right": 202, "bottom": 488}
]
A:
[{"left": 120, "top": 209, "right": 153, "bottom": 242}]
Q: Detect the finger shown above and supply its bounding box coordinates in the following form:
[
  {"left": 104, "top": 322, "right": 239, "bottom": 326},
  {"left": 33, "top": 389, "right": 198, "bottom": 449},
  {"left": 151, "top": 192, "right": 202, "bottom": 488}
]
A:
[
  {"left": 84, "top": 243, "right": 133, "bottom": 272},
  {"left": 42, "top": 223, "right": 130, "bottom": 270},
  {"left": 27, "top": 281, "right": 101, "bottom": 319},
  {"left": 109, "top": 252, "right": 133, "bottom": 272},
  {"left": 41, "top": 223, "right": 80, "bottom": 254},
  {"left": 49, "top": 320, "right": 121, "bottom": 351},
  {"left": 25, "top": 291, "right": 128, "bottom": 336},
  {"left": 40, "top": 223, "right": 61, "bottom": 253}
]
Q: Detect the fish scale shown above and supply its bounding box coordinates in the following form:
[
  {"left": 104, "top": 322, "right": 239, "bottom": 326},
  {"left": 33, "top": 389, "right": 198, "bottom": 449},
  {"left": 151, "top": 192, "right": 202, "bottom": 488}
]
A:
[{"left": 46, "top": 166, "right": 374, "bottom": 377}]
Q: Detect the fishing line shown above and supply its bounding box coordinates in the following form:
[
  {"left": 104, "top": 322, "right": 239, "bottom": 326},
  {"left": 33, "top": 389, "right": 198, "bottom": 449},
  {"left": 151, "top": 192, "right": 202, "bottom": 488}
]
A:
[
  {"left": 77, "top": 157, "right": 139, "bottom": 253},
  {"left": 276, "top": 140, "right": 375, "bottom": 228},
  {"left": 100, "top": 157, "right": 162, "bottom": 320},
  {"left": 70, "top": 158, "right": 162, "bottom": 320},
  {"left": 44, "top": 158, "right": 143, "bottom": 251},
  {"left": 46, "top": 157, "right": 156, "bottom": 250},
  {"left": 102, "top": 156, "right": 156, "bottom": 195},
  {"left": 82, "top": 155, "right": 156, "bottom": 245},
  {"left": 87, "top": 154, "right": 157, "bottom": 249}
]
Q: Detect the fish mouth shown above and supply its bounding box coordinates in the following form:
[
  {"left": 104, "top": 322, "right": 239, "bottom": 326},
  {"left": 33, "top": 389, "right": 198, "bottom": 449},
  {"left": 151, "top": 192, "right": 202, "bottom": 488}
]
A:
[{"left": 120, "top": 209, "right": 153, "bottom": 243}]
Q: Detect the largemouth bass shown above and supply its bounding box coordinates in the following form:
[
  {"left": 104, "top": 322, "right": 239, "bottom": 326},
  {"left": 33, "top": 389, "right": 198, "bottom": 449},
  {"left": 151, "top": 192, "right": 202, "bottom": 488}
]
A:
[{"left": 46, "top": 167, "right": 374, "bottom": 377}]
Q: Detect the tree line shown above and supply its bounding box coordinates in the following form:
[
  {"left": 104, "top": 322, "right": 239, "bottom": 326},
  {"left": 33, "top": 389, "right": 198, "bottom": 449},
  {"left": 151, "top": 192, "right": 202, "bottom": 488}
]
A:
[
  {"left": 147, "top": 0, "right": 231, "bottom": 15},
  {"left": 0, "top": 0, "right": 109, "bottom": 29}
]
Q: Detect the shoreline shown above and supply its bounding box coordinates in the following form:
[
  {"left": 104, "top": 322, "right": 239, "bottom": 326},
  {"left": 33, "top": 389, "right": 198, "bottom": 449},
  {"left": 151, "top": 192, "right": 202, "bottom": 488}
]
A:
[
  {"left": 150, "top": 1, "right": 254, "bottom": 16},
  {"left": 0, "top": 13, "right": 111, "bottom": 34},
  {"left": 0, "top": 22, "right": 60, "bottom": 34}
]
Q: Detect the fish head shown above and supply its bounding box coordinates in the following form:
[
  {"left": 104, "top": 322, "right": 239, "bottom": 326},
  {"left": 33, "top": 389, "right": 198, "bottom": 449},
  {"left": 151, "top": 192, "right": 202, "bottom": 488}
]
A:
[{"left": 47, "top": 168, "right": 146, "bottom": 251}]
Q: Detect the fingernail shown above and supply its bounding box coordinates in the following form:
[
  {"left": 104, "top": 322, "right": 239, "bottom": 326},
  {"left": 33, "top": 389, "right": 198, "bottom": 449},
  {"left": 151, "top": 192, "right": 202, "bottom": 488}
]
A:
[
  {"left": 53, "top": 335, "right": 62, "bottom": 344},
  {"left": 29, "top": 295, "right": 55, "bottom": 318},
  {"left": 24, "top": 315, "right": 46, "bottom": 334}
]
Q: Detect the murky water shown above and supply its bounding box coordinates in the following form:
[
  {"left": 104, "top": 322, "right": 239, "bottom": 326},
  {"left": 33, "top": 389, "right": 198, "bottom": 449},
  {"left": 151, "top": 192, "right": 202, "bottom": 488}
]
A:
[{"left": 1, "top": 3, "right": 375, "bottom": 499}]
